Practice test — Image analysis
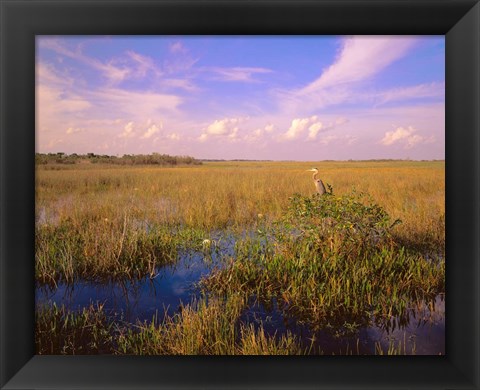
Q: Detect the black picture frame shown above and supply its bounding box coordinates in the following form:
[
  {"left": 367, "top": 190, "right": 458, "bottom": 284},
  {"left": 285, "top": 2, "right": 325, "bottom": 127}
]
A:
[{"left": 1, "top": 0, "right": 479, "bottom": 389}]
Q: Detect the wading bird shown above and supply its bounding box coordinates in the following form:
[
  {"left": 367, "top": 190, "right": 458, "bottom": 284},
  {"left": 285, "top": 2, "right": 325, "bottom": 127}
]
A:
[{"left": 307, "top": 168, "right": 326, "bottom": 195}]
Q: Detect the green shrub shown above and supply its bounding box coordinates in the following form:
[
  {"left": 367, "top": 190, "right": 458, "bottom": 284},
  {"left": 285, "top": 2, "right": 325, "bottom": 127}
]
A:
[{"left": 204, "top": 190, "right": 444, "bottom": 333}]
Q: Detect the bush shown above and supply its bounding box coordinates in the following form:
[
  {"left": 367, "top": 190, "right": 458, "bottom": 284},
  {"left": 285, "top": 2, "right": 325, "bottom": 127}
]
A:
[{"left": 280, "top": 190, "right": 402, "bottom": 254}]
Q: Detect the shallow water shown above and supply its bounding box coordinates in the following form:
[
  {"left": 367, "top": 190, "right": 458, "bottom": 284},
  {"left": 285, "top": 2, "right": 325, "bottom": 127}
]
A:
[
  {"left": 241, "top": 295, "right": 445, "bottom": 355},
  {"left": 35, "top": 232, "right": 445, "bottom": 355},
  {"left": 36, "top": 251, "right": 220, "bottom": 322}
]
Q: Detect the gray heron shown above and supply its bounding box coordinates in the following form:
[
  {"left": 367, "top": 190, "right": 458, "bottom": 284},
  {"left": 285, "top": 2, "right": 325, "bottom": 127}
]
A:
[{"left": 307, "top": 168, "right": 326, "bottom": 195}]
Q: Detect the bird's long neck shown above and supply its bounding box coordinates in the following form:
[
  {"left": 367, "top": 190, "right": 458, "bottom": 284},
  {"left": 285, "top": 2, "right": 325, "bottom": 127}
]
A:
[{"left": 312, "top": 171, "right": 318, "bottom": 181}]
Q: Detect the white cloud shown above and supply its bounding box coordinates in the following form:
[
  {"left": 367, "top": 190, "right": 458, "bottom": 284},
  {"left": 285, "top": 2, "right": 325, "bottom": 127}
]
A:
[
  {"left": 119, "top": 121, "right": 135, "bottom": 138},
  {"left": 243, "top": 124, "right": 276, "bottom": 143},
  {"left": 264, "top": 124, "right": 275, "bottom": 133},
  {"left": 65, "top": 127, "right": 85, "bottom": 135},
  {"left": 307, "top": 122, "right": 323, "bottom": 140},
  {"left": 380, "top": 125, "right": 433, "bottom": 148},
  {"left": 206, "top": 119, "right": 236, "bottom": 136},
  {"left": 282, "top": 116, "right": 322, "bottom": 140},
  {"left": 244, "top": 129, "right": 263, "bottom": 142},
  {"left": 280, "top": 115, "right": 350, "bottom": 142},
  {"left": 284, "top": 117, "right": 314, "bottom": 140},
  {"left": 199, "top": 117, "right": 246, "bottom": 141},
  {"left": 167, "top": 133, "right": 181, "bottom": 140},
  {"left": 140, "top": 123, "right": 162, "bottom": 139}
]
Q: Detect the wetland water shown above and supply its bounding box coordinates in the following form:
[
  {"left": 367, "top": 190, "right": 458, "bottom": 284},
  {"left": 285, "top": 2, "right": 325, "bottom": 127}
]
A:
[{"left": 36, "top": 233, "right": 445, "bottom": 355}]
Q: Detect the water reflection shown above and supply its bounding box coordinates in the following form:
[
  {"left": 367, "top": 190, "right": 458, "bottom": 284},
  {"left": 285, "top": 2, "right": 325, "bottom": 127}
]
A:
[
  {"left": 241, "top": 294, "right": 444, "bottom": 354},
  {"left": 35, "top": 232, "right": 445, "bottom": 355},
  {"left": 36, "top": 252, "right": 217, "bottom": 322}
]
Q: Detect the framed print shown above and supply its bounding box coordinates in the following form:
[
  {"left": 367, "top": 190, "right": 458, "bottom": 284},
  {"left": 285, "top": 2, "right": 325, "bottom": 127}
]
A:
[{"left": 1, "top": 0, "right": 479, "bottom": 389}]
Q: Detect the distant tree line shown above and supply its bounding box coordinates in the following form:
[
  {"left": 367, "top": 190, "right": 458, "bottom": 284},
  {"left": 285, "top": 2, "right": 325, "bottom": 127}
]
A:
[{"left": 35, "top": 152, "right": 202, "bottom": 166}]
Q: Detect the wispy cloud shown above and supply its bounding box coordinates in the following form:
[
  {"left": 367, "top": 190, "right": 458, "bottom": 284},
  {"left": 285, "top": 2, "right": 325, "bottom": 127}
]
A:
[
  {"left": 169, "top": 41, "right": 188, "bottom": 54},
  {"left": 205, "top": 67, "right": 272, "bottom": 83},
  {"left": 162, "top": 78, "right": 199, "bottom": 92},
  {"left": 374, "top": 82, "right": 444, "bottom": 106},
  {"left": 36, "top": 62, "right": 73, "bottom": 86},
  {"left": 278, "top": 36, "right": 418, "bottom": 114},
  {"left": 125, "top": 50, "right": 161, "bottom": 78},
  {"left": 163, "top": 43, "right": 199, "bottom": 74},
  {"left": 36, "top": 54, "right": 185, "bottom": 152},
  {"left": 298, "top": 36, "right": 416, "bottom": 95},
  {"left": 41, "top": 39, "right": 130, "bottom": 84},
  {"left": 91, "top": 88, "right": 182, "bottom": 118},
  {"left": 38, "top": 84, "right": 92, "bottom": 113},
  {"left": 318, "top": 134, "right": 358, "bottom": 146},
  {"left": 41, "top": 39, "right": 161, "bottom": 85}
]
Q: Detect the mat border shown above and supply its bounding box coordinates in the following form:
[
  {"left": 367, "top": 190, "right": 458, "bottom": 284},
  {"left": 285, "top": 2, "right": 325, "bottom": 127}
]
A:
[{"left": 1, "top": 1, "right": 479, "bottom": 389}]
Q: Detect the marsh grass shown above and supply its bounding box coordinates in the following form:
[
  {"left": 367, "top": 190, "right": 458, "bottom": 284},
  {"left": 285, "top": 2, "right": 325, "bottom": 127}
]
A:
[
  {"left": 116, "top": 295, "right": 304, "bottom": 355},
  {"left": 35, "top": 160, "right": 445, "bottom": 354},
  {"left": 35, "top": 302, "right": 113, "bottom": 354},
  {"left": 36, "top": 161, "right": 444, "bottom": 245},
  {"left": 204, "top": 191, "right": 445, "bottom": 333},
  {"left": 35, "top": 299, "right": 418, "bottom": 355},
  {"left": 36, "top": 216, "right": 206, "bottom": 284},
  {"left": 374, "top": 336, "right": 417, "bottom": 355}
]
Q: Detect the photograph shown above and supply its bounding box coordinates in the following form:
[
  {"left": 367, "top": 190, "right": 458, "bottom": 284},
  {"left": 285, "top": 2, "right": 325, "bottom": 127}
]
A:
[{"left": 35, "top": 35, "right": 445, "bottom": 355}]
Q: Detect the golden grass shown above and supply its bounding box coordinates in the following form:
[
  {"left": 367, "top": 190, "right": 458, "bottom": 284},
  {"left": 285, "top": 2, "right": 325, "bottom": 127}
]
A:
[
  {"left": 115, "top": 295, "right": 305, "bottom": 355},
  {"left": 35, "top": 160, "right": 444, "bottom": 355},
  {"left": 36, "top": 160, "right": 444, "bottom": 251}
]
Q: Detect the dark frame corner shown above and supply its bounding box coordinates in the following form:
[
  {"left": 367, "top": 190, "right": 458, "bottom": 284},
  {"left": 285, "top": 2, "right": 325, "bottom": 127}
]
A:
[{"left": 1, "top": 1, "right": 479, "bottom": 389}]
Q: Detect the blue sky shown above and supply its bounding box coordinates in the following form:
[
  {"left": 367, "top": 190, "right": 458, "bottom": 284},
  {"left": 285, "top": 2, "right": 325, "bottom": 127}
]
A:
[{"left": 36, "top": 35, "right": 445, "bottom": 160}]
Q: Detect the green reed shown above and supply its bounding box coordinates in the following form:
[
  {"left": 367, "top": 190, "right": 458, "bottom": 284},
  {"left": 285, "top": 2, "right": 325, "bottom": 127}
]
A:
[
  {"left": 36, "top": 216, "right": 207, "bottom": 284},
  {"left": 35, "top": 302, "right": 114, "bottom": 354}
]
